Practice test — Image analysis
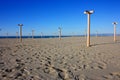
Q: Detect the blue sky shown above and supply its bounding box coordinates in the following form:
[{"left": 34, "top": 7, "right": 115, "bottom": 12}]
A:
[{"left": 0, "top": 0, "right": 120, "bottom": 36}]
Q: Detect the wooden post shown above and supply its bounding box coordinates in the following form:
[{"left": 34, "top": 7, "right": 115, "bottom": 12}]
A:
[
  {"left": 32, "top": 30, "right": 34, "bottom": 39},
  {"left": 114, "top": 24, "right": 116, "bottom": 42},
  {"left": 16, "top": 32, "right": 18, "bottom": 38},
  {"left": 16, "top": 32, "right": 19, "bottom": 42},
  {"left": 112, "top": 22, "right": 117, "bottom": 42},
  {"left": 20, "top": 26, "right": 22, "bottom": 42},
  {"left": 87, "top": 14, "right": 90, "bottom": 47},
  {"left": 6, "top": 33, "right": 8, "bottom": 38},
  {"left": 41, "top": 32, "right": 43, "bottom": 38},
  {"left": 96, "top": 31, "right": 98, "bottom": 37},
  {"left": 84, "top": 10, "right": 94, "bottom": 47},
  {"left": 58, "top": 27, "right": 61, "bottom": 40},
  {"left": 18, "top": 24, "right": 23, "bottom": 42}
]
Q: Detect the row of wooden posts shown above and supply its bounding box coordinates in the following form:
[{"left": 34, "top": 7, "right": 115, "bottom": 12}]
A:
[
  {"left": 18, "top": 10, "right": 118, "bottom": 47},
  {"left": 17, "top": 24, "right": 62, "bottom": 42},
  {"left": 84, "top": 10, "right": 118, "bottom": 47}
]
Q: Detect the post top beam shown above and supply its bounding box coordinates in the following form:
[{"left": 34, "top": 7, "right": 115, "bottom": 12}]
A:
[
  {"left": 84, "top": 10, "right": 94, "bottom": 14},
  {"left": 18, "top": 24, "right": 23, "bottom": 26},
  {"left": 112, "top": 22, "right": 118, "bottom": 25}
]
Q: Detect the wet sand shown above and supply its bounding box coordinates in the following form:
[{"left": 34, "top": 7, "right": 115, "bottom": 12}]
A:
[{"left": 0, "top": 36, "right": 120, "bottom": 80}]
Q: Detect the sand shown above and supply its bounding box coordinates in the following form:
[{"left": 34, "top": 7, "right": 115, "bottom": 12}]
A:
[{"left": 0, "top": 36, "right": 120, "bottom": 80}]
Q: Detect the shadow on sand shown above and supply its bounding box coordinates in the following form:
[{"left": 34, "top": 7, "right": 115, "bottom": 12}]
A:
[{"left": 91, "top": 40, "right": 120, "bottom": 47}]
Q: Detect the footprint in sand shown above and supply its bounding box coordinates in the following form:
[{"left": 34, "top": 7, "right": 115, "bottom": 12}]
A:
[
  {"left": 90, "top": 61, "right": 107, "bottom": 70},
  {"left": 103, "top": 72, "right": 120, "bottom": 80}
]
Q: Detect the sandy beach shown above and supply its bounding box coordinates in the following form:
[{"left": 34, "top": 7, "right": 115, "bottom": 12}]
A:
[{"left": 0, "top": 36, "right": 120, "bottom": 80}]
